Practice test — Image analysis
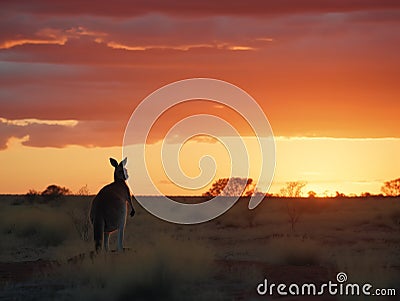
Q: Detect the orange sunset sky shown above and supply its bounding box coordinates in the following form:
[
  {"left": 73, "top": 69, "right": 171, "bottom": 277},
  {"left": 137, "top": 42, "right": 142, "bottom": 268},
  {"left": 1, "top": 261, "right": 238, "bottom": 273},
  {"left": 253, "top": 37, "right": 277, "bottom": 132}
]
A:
[{"left": 0, "top": 1, "right": 399, "bottom": 196}]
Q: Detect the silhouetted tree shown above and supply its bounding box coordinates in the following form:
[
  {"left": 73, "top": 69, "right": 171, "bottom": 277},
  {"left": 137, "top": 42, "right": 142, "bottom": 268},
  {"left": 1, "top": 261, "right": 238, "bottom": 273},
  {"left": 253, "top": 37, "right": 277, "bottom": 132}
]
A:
[
  {"left": 381, "top": 178, "right": 400, "bottom": 196},
  {"left": 361, "top": 192, "right": 372, "bottom": 198},
  {"left": 254, "top": 190, "right": 273, "bottom": 197},
  {"left": 307, "top": 190, "right": 317, "bottom": 198},
  {"left": 280, "top": 181, "right": 307, "bottom": 197},
  {"left": 286, "top": 201, "right": 301, "bottom": 232},
  {"left": 335, "top": 191, "right": 346, "bottom": 198},
  {"left": 41, "top": 184, "right": 71, "bottom": 200},
  {"left": 203, "top": 177, "right": 255, "bottom": 197}
]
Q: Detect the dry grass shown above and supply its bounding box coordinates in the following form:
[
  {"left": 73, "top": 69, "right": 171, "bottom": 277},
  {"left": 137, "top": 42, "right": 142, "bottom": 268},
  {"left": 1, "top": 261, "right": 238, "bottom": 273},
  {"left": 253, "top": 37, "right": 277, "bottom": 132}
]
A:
[
  {"left": 0, "top": 206, "right": 72, "bottom": 248},
  {"left": 263, "top": 236, "right": 323, "bottom": 266},
  {"left": 0, "top": 195, "right": 399, "bottom": 299},
  {"left": 47, "top": 238, "right": 214, "bottom": 301}
]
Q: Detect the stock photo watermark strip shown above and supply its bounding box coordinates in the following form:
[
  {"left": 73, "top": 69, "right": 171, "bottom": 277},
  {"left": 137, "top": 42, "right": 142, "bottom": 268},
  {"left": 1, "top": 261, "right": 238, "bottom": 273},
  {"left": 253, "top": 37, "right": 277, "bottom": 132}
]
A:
[{"left": 257, "top": 272, "right": 397, "bottom": 297}]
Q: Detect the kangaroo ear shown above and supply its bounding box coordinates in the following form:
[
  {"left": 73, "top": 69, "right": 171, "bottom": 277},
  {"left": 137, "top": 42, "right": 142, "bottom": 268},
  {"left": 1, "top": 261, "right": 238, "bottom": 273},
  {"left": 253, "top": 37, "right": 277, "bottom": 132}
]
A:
[
  {"left": 121, "top": 157, "right": 127, "bottom": 166},
  {"left": 109, "top": 158, "right": 119, "bottom": 168}
]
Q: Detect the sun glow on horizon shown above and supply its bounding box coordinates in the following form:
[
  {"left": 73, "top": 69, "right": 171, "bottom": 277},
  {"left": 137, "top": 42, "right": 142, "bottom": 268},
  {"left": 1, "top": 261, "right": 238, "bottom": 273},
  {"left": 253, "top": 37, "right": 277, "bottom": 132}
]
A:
[{"left": 0, "top": 135, "right": 399, "bottom": 196}]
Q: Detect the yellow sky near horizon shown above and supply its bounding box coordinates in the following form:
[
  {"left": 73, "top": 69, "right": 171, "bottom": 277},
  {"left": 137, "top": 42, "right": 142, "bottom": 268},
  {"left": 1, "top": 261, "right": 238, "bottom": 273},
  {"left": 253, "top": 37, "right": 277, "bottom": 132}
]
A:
[{"left": 1, "top": 135, "right": 398, "bottom": 197}]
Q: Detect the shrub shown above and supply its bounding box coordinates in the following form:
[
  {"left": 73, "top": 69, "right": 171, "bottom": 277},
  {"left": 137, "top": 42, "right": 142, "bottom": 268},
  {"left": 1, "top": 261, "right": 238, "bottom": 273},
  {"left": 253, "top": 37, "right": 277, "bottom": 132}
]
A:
[
  {"left": 41, "top": 185, "right": 71, "bottom": 202},
  {"left": 25, "top": 189, "right": 40, "bottom": 204},
  {"left": 67, "top": 203, "right": 91, "bottom": 242}
]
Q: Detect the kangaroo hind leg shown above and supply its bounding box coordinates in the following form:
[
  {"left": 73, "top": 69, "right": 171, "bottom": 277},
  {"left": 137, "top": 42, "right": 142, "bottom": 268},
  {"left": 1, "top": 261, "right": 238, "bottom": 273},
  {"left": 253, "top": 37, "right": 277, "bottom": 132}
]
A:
[
  {"left": 104, "top": 232, "right": 110, "bottom": 251},
  {"left": 117, "top": 225, "right": 124, "bottom": 251}
]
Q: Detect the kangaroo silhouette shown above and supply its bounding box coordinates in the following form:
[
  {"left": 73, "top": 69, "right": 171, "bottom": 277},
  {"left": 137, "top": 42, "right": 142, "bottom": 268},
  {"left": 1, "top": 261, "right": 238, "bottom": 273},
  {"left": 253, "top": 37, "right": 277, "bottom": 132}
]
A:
[{"left": 90, "top": 157, "right": 135, "bottom": 252}]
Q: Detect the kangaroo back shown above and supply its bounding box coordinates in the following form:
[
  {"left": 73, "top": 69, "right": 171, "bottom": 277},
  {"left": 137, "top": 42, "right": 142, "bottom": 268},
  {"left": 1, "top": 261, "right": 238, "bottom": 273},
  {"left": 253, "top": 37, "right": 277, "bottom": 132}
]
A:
[{"left": 91, "top": 182, "right": 129, "bottom": 232}]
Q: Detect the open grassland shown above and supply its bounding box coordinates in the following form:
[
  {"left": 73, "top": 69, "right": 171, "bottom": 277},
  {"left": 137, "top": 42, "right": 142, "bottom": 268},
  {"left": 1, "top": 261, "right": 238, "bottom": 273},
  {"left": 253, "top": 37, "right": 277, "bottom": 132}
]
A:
[{"left": 0, "top": 195, "right": 399, "bottom": 300}]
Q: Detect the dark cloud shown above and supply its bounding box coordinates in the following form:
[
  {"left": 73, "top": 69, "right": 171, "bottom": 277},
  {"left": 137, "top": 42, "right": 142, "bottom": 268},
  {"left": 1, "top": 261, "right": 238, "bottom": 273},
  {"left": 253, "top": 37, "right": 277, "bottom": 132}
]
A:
[
  {"left": 0, "top": 119, "right": 124, "bottom": 149},
  {"left": 344, "top": 9, "right": 400, "bottom": 24},
  {"left": 2, "top": 0, "right": 399, "bottom": 17}
]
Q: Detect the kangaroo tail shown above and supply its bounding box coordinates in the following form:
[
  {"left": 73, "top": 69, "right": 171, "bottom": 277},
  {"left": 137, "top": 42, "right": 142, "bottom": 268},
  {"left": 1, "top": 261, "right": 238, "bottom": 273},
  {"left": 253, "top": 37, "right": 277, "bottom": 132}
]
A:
[{"left": 93, "top": 217, "right": 104, "bottom": 252}]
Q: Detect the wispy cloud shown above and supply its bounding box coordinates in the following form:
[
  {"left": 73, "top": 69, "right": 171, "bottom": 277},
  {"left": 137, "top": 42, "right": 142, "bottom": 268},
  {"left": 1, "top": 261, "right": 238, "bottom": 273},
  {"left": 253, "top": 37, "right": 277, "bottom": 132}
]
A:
[
  {"left": 106, "top": 41, "right": 257, "bottom": 51},
  {"left": 275, "top": 136, "right": 400, "bottom": 142},
  {"left": 0, "top": 27, "right": 69, "bottom": 49},
  {"left": 255, "top": 37, "right": 274, "bottom": 42},
  {"left": 0, "top": 26, "right": 107, "bottom": 49},
  {"left": 106, "top": 41, "right": 213, "bottom": 51},
  {"left": 1, "top": 24, "right": 260, "bottom": 52},
  {"left": 226, "top": 45, "right": 256, "bottom": 51},
  {"left": 0, "top": 117, "right": 78, "bottom": 127},
  {"left": 0, "top": 38, "right": 67, "bottom": 49}
]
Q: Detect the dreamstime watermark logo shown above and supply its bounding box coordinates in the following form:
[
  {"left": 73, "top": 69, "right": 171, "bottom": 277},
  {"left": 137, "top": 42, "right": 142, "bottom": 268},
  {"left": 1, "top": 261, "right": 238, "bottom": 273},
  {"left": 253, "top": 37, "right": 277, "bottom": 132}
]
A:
[
  {"left": 257, "top": 272, "right": 397, "bottom": 297},
  {"left": 123, "top": 78, "right": 275, "bottom": 224}
]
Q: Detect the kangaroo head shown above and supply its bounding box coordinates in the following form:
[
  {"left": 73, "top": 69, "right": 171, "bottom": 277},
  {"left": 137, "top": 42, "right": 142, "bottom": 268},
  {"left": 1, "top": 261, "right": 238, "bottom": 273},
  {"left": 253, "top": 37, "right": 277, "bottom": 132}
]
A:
[{"left": 110, "top": 157, "right": 128, "bottom": 181}]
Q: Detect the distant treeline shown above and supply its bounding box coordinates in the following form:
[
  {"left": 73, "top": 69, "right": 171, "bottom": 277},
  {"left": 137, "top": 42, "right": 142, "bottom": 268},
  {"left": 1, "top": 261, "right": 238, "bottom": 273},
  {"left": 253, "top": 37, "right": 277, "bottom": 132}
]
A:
[{"left": 19, "top": 177, "right": 400, "bottom": 200}]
